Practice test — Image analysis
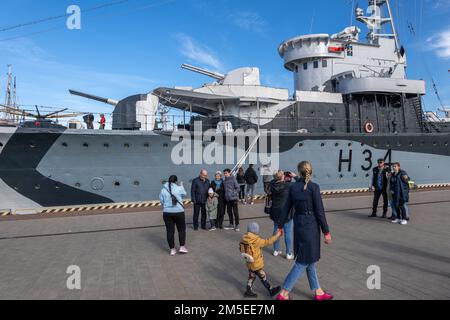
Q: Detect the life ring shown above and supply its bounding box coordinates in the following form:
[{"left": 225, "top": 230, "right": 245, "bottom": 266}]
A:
[{"left": 364, "top": 122, "right": 374, "bottom": 133}]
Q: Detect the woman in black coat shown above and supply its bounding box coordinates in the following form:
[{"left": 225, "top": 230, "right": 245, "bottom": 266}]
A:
[
  {"left": 277, "top": 161, "right": 333, "bottom": 301},
  {"left": 269, "top": 170, "right": 294, "bottom": 259}
]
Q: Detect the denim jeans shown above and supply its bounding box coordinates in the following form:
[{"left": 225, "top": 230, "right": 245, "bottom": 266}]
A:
[
  {"left": 404, "top": 203, "right": 410, "bottom": 219},
  {"left": 390, "top": 200, "right": 397, "bottom": 219},
  {"left": 283, "top": 262, "right": 321, "bottom": 292},
  {"left": 273, "top": 220, "right": 293, "bottom": 254}
]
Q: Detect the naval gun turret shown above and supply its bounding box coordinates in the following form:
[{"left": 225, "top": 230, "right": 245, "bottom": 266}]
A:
[{"left": 69, "top": 90, "right": 159, "bottom": 131}]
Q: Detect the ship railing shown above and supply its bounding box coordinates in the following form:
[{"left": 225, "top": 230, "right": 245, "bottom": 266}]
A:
[{"left": 26, "top": 113, "right": 419, "bottom": 133}]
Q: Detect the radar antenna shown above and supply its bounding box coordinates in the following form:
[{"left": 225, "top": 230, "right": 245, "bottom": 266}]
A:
[{"left": 355, "top": 0, "right": 401, "bottom": 52}]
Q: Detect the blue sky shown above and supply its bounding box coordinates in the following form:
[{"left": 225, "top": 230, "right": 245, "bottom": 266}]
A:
[{"left": 0, "top": 0, "right": 449, "bottom": 119}]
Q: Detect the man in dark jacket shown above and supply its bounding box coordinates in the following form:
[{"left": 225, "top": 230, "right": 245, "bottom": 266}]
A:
[
  {"left": 390, "top": 162, "right": 410, "bottom": 225},
  {"left": 191, "top": 170, "right": 210, "bottom": 230},
  {"left": 369, "top": 159, "right": 390, "bottom": 218},
  {"left": 223, "top": 169, "right": 240, "bottom": 232},
  {"left": 245, "top": 164, "right": 259, "bottom": 205}
]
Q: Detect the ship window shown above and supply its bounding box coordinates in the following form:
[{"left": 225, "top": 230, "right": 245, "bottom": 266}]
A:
[
  {"left": 163, "top": 143, "right": 169, "bottom": 148},
  {"left": 83, "top": 143, "right": 89, "bottom": 148},
  {"left": 55, "top": 183, "right": 61, "bottom": 190},
  {"left": 34, "top": 184, "right": 41, "bottom": 190},
  {"left": 133, "top": 181, "right": 140, "bottom": 186},
  {"left": 144, "top": 143, "right": 150, "bottom": 148},
  {"left": 303, "top": 63, "right": 308, "bottom": 70},
  {"left": 445, "top": 142, "right": 448, "bottom": 147},
  {"left": 114, "top": 181, "right": 121, "bottom": 187},
  {"left": 433, "top": 142, "right": 437, "bottom": 147},
  {"left": 322, "top": 60, "right": 328, "bottom": 68},
  {"left": 299, "top": 143, "right": 303, "bottom": 148},
  {"left": 0, "top": 142, "right": 3, "bottom": 147},
  {"left": 313, "top": 61, "right": 319, "bottom": 69},
  {"left": 321, "top": 143, "right": 325, "bottom": 147},
  {"left": 124, "top": 143, "right": 130, "bottom": 148},
  {"left": 335, "top": 143, "right": 339, "bottom": 147},
  {"left": 30, "top": 143, "right": 36, "bottom": 149},
  {"left": 104, "top": 143, "right": 110, "bottom": 148},
  {"left": 62, "top": 142, "right": 68, "bottom": 147},
  {"left": 75, "top": 183, "right": 81, "bottom": 188}
]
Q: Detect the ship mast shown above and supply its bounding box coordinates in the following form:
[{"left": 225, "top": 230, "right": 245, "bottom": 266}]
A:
[{"left": 356, "top": 0, "right": 401, "bottom": 52}]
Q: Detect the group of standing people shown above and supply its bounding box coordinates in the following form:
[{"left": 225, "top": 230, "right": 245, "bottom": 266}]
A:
[
  {"left": 159, "top": 161, "right": 334, "bottom": 300},
  {"left": 370, "top": 159, "right": 410, "bottom": 225}
]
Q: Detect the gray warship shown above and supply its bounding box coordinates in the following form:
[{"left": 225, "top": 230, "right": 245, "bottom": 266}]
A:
[{"left": 0, "top": 0, "right": 449, "bottom": 211}]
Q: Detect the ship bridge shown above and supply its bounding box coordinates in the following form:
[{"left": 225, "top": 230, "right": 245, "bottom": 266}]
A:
[{"left": 278, "top": 0, "right": 425, "bottom": 97}]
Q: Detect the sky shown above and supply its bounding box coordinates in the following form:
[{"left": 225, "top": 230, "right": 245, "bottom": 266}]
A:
[{"left": 0, "top": 0, "right": 449, "bottom": 122}]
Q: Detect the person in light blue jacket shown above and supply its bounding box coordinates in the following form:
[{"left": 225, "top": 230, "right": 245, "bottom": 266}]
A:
[{"left": 159, "top": 175, "right": 188, "bottom": 256}]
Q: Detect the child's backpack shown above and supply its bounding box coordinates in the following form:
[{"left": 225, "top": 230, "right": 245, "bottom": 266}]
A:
[{"left": 239, "top": 242, "right": 255, "bottom": 263}]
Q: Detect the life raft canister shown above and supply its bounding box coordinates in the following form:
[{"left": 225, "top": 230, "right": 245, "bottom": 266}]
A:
[{"left": 364, "top": 122, "right": 375, "bottom": 133}]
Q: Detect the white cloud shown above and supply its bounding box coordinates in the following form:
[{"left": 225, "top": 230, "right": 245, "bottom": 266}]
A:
[
  {"left": 174, "top": 33, "right": 223, "bottom": 71},
  {"left": 230, "top": 12, "right": 267, "bottom": 33},
  {"left": 427, "top": 28, "right": 450, "bottom": 59}
]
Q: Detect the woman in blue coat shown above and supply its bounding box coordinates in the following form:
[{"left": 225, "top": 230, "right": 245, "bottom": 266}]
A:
[{"left": 277, "top": 161, "right": 333, "bottom": 301}]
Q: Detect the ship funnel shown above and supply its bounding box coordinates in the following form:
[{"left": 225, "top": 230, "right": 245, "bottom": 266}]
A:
[
  {"left": 69, "top": 89, "right": 119, "bottom": 106},
  {"left": 181, "top": 64, "right": 225, "bottom": 82}
]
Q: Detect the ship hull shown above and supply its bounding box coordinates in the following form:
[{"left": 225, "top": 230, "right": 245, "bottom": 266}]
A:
[{"left": 0, "top": 127, "right": 449, "bottom": 210}]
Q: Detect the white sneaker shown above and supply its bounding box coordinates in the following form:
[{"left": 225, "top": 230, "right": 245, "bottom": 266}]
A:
[
  {"left": 273, "top": 251, "right": 282, "bottom": 257},
  {"left": 234, "top": 226, "right": 240, "bottom": 232},
  {"left": 400, "top": 220, "right": 408, "bottom": 225},
  {"left": 170, "top": 249, "right": 177, "bottom": 256},
  {"left": 224, "top": 224, "right": 235, "bottom": 230},
  {"left": 179, "top": 246, "right": 189, "bottom": 254},
  {"left": 286, "top": 253, "right": 295, "bottom": 260},
  {"left": 391, "top": 219, "right": 400, "bottom": 224}
]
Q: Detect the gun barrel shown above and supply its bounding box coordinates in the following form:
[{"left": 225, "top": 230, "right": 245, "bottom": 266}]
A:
[
  {"left": 181, "top": 64, "right": 225, "bottom": 81},
  {"left": 69, "top": 90, "right": 119, "bottom": 106}
]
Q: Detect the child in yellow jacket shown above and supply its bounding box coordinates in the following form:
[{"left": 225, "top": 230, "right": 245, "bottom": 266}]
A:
[{"left": 240, "top": 222, "right": 283, "bottom": 298}]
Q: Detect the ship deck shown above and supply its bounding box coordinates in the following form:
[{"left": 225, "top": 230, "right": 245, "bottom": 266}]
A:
[{"left": 0, "top": 189, "right": 449, "bottom": 300}]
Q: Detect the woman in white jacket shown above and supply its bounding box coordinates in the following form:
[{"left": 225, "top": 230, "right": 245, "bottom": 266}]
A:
[{"left": 159, "top": 175, "right": 188, "bottom": 256}]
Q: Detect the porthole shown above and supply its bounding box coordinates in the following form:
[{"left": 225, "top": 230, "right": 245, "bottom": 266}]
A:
[
  {"left": 179, "top": 137, "right": 184, "bottom": 142},
  {"left": 124, "top": 143, "right": 130, "bottom": 148},
  {"left": 321, "top": 143, "right": 325, "bottom": 147},
  {"left": 114, "top": 181, "right": 121, "bottom": 187},
  {"left": 144, "top": 143, "right": 150, "bottom": 148},
  {"left": 339, "top": 174, "right": 344, "bottom": 179},
  {"left": 75, "top": 183, "right": 81, "bottom": 188},
  {"left": 353, "top": 173, "right": 357, "bottom": 178},
  {"left": 104, "top": 143, "right": 110, "bottom": 148},
  {"left": 34, "top": 184, "right": 41, "bottom": 190},
  {"left": 211, "top": 136, "right": 216, "bottom": 142},
  {"left": 299, "top": 143, "right": 304, "bottom": 148},
  {"left": 55, "top": 183, "right": 61, "bottom": 190},
  {"left": 445, "top": 142, "right": 448, "bottom": 147},
  {"left": 348, "top": 143, "right": 352, "bottom": 147},
  {"left": 366, "top": 173, "right": 370, "bottom": 178},
  {"left": 133, "top": 181, "right": 140, "bottom": 186},
  {"left": 433, "top": 142, "right": 437, "bottom": 147},
  {"left": 163, "top": 143, "right": 169, "bottom": 148},
  {"left": 83, "top": 143, "right": 89, "bottom": 148},
  {"left": 30, "top": 143, "right": 36, "bottom": 149},
  {"left": 335, "top": 143, "right": 339, "bottom": 147},
  {"left": 0, "top": 142, "right": 3, "bottom": 147},
  {"left": 409, "top": 142, "right": 413, "bottom": 147},
  {"left": 62, "top": 142, "right": 68, "bottom": 147}
]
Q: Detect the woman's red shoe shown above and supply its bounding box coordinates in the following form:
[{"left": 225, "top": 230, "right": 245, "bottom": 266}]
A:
[
  {"left": 314, "top": 291, "right": 333, "bottom": 300},
  {"left": 276, "top": 294, "right": 291, "bottom": 301}
]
